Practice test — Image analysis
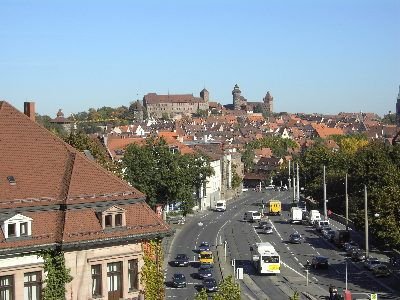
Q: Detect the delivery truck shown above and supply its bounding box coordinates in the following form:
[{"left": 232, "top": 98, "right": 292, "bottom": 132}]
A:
[
  {"left": 215, "top": 200, "right": 226, "bottom": 212},
  {"left": 290, "top": 207, "right": 303, "bottom": 224},
  {"left": 267, "top": 200, "right": 281, "bottom": 216}
]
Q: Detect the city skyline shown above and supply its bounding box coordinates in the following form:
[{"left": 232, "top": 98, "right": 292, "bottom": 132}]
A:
[{"left": 1, "top": 0, "right": 399, "bottom": 117}]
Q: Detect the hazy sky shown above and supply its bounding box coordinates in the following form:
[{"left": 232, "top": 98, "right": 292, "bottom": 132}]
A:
[{"left": 1, "top": 0, "right": 399, "bottom": 117}]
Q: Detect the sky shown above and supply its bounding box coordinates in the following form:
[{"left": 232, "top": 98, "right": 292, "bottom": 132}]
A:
[{"left": 1, "top": 0, "right": 399, "bottom": 117}]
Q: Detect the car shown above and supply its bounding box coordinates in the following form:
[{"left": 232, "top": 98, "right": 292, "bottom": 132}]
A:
[
  {"left": 198, "top": 263, "right": 213, "bottom": 279},
  {"left": 281, "top": 185, "right": 288, "bottom": 191},
  {"left": 265, "top": 184, "right": 275, "bottom": 190},
  {"left": 372, "top": 264, "right": 391, "bottom": 277},
  {"left": 257, "top": 220, "right": 270, "bottom": 230},
  {"left": 351, "top": 249, "right": 366, "bottom": 262},
  {"left": 203, "top": 278, "right": 218, "bottom": 292},
  {"left": 345, "top": 243, "right": 360, "bottom": 256},
  {"left": 242, "top": 187, "right": 249, "bottom": 192},
  {"left": 311, "top": 256, "right": 329, "bottom": 269},
  {"left": 289, "top": 233, "right": 302, "bottom": 244},
  {"left": 343, "top": 241, "right": 358, "bottom": 252},
  {"left": 263, "top": 224, "right": 273, "bottom": 234},
  {"left": 323, "top": 229, "right": 336, "bottom": 242},
  {"left": 172, "top": 273, "right": 187, "bottom": 288},
  {"left": 364, "top": 257, "right": 381, "bottom": 270},
  {"left": 173, "top": 254, "right": 190, "bottom": 267},
  {"left": 198, "top": 242, "right": 210, "bottom": 252},
  {"left": 321, "top": 226, "right": 332, "bottom": 236}
]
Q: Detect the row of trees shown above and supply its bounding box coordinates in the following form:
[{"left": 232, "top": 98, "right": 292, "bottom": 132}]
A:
[{"left": 295, "top": 135, "right": 400, "bottom": 248}]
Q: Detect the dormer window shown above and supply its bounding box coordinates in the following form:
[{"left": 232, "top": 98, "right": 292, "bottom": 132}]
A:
[
  {"left": 20, "top": 222, "right": 28, "bottom": 236},
  {"left": 7, "top": 224, "right": 16, "bottom": 237},
  {"left": 105, "top": 215, "right": 113, "bottom": 228},
  {"left": 101, "top": 206, "right": 126, "bottom": 229},
  {"left": 115, "top": 214, "right": 123, "bottom": 227},
  {"left": 2, "top": 214, "right": 32, "bottom": 239}
]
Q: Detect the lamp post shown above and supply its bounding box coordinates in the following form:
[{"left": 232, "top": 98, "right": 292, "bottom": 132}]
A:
[
  {"left": 365, "top": 185, "right": 369, "bottom": 258},
  {"left": 323, "top": 166, "right": 327, "bottom": 219},
  {"left": 345, "top": 174, "right": 349, "bottom": 230}
]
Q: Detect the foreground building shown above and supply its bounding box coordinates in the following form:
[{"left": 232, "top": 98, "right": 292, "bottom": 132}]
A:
[{"left": 0, "top": 101, "right": 171, "bottom": 299}]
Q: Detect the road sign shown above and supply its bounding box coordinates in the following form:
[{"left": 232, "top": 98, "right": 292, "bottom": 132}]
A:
[
  {"left": 236, "top": 267, "right": 243, "bottom": 280},
  {"left": 371, "top": 294, "right": 377, "bottom": 300}
]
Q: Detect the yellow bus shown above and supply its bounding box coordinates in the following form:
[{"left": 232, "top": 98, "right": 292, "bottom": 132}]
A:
[{"left": 199, "top": 251, "right": 214, "bottom": 264}]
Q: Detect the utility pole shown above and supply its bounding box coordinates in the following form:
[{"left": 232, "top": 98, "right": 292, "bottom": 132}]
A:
[
  {"left": 365, "top": 185, "right": 369, "bottom": 258},
  {"left": 293, "top": 167, "right": 296, "bottom": 202},
  {"left": 323, "top": 166, "right": 327, "bottom": 219},
  {"left": 345, "top": 173, "right": 349, "bottom": 230},
  {"left": 296, "top": 163, "right": 300, "bottom": 202},
  {"left": 288, "top": 159, "right": 291, "bottom": 189}
]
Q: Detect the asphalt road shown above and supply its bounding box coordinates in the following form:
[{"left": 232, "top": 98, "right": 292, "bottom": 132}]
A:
[{"left": 165, "top": 189, "right": 400, "bottom": 300}]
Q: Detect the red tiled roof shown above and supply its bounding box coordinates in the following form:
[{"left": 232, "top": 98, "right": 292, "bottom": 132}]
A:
[{"left": 0, "top": 101, "right": 171, "bottom": 249}]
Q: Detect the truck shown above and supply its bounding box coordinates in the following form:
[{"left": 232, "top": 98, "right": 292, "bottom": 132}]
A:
[
  {"left": 250, "top": 242, "right": 280, "bottom": 274},
  {"left": 333, "top": 230, "right": 350, "bottom": 247},
  {"left": 290, "top": 207, "right": 303, "bottom": 224},
  {"left": 215, "top": 200, "right": 226, "bottom": 212},
  {"left": 267, "top": 200, "right": 281, "bottom": 216},
  {"left": 308, "top": 210, "right": 321, "bottom": 225}
]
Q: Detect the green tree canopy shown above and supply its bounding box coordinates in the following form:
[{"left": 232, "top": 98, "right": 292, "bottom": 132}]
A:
[
  {"left": 213, "top": 275, "right": 241, "bottom": 300},
  {"left": 122, "top": 137, "right": 213, "bottom": 213}
]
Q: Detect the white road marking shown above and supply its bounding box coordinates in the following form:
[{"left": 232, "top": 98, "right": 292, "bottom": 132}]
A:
[{"left": 294, "top": 257, "right": 298, "bottom": 261}]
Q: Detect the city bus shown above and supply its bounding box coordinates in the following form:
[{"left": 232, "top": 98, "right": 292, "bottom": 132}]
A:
[{"left": 250, "top": 242, "right": 280, "bottom": 274}]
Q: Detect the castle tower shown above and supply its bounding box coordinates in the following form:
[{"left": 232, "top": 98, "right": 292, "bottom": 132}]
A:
[
  {"left": 396, "top": 85, "right": 400, "bottom": 126},
  {"left": 200, "top": 88, "right": 209, "bottom": 103},
  {"left": 263, "top": 91, "right": 274, "bottom": 114},
  {"left": 232, "top": 84, "right": 242, "bottom": 110}
]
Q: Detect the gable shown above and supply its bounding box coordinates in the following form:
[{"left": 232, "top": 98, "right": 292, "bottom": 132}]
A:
[{"left": 4, "top": 213, "right": 32, "bottom": 223}]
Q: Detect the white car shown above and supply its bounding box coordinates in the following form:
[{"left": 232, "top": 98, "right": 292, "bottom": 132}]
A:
[{"left": 265, "top": 185, "right": 275, "bottom": 190}]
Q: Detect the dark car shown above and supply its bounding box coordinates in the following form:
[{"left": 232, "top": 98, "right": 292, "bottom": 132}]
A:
[
  {"left": 198, "top": 242, "right": 210, "bottom": 252},
  {"left": 203, "top": 278, "right": 218, "bottom": 292},
  {"left": 172, "top": 273, "right": 187, "bottom": 288},
  {"left": 364, "top": 257, "right": 381, "bottom": 270},
  {"left": 343, "top": 241, "right": 358, "bottom": 252},
  {"left": 324, "top": 229, "right": 336, "bottom": 242},
  {"left": 173, "top": 254, "right": 190, "bottom": 267},
  {"left": 198, "top": 263, "right": 213, "bottom": 279},
  {"left": 289, "top": 233, "right": 302, "bottom": 244},
  {"left": 351, "top": 249, "right": 366, "bottom": 262},
  {"left": 311, "top": 256, "right": 329, "bottom": 269},
  {"left": 372, "top": 264, "right": 391, "bottom": 277}
]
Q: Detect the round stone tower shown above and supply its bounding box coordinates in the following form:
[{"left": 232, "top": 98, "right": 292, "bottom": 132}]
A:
[{"left": 232, "top": 84, "right": 242, "bottom": 110}]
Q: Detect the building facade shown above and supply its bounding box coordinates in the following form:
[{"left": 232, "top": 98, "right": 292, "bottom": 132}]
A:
[
  {"left": 0, "top": 101, "right": 171, "bottom": 300},
  {"left": 143, "top": 89, "right": 209, "bottom": 119}
]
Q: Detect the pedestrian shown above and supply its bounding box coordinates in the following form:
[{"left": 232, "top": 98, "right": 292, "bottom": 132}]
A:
[{"left": 329, "top": 284, "right": 334, "bottom": 300}]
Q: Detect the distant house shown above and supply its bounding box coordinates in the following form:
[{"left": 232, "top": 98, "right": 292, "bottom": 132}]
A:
[{"left": 0, "top": 101, "right": 171, "bottom": 300}]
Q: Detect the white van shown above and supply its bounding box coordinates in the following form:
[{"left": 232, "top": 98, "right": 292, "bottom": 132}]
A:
[
  {"left": 215, "top": 200, "right": 226, "bottom": 212},
  {"left": 316, "top": 220, "right": 330, "bottom": 232},
  {"left": 244, "top": 211, "right": 262, "bottom": 222},
  {"left": 290, "top": 207, "right": 303, "bottom": 224},
  {"left": 308, "top": 210, "right": 321, "bottom": 224}
]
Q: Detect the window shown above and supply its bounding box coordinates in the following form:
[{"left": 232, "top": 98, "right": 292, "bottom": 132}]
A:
[
  {"left": 107, "top": 262, "right": 122, "bottom": 295},
  {"left": 91, "top": 265, "right": 102, "bottom": 297},
  {"left": 20, "top": 222, "right": 28, "bottom": 236},
  {"left": 7, "top": 224, "right": 16, "bottom": 237},
  {"left": 105, "top": 215, "right": 112, "bottom": 228},
  {"left": 0, "top": 275, "right": 14, "bottom": 300},
  {"left": 128, "top": 259, "right": 138, "bottom": 291},
  {"left": 115, "top": 214, "right": 122, "bottom": 227},
  {"left": 24, "top": 272, "right": 41, "bottom": 300}
]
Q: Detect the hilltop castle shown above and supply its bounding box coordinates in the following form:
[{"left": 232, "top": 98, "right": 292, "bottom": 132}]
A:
[{"left": 232, "top": 84, "right": 273, "bottom": 114}]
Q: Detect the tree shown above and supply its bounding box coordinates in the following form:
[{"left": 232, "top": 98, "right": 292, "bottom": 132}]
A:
[
  {"left": 64, "top": 131, "right": 122, "bottom": 177},
  {"left": 289, "top": 291, "right": 300, "bottom": 300},
  {"left": 213, "top": 275, "right": 241, "bottom": 300},
  {"left": 123, "top": 137, "right": 213, "bottom": 213},
  {"left": 194, "top": 288, "right": 208, "bottom": 300}
]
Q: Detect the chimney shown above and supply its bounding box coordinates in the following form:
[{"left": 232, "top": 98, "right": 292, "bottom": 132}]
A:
[{"left": 24, "top": 102, "right": 35, "bottom": 122}]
